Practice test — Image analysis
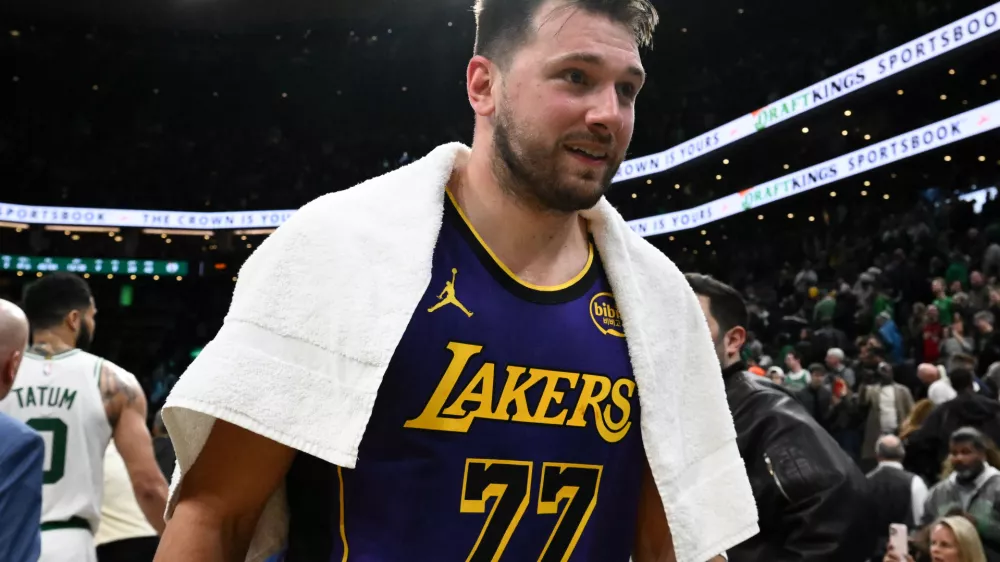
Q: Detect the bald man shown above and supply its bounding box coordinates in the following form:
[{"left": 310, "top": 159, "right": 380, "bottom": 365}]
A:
[
  {"left": 917, "top": 362, "right": 957, "bottom": 405},
  {"left": 0, "top": 298, "right": 45, "bottom": 562},
  {"left": 0, "top": 299, "right": 29, "bottom": 393},
  {"left": 867, "top": 434, "right": 928, "bottom": 559},
  {"left": 916, "top": 362, "right": 940, "bottom": 386}
]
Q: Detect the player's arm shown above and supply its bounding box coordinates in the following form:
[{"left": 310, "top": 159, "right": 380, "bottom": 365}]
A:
[
  {"left": 155, "top": 420, "right": 296, "bottom": 562},
  {"left": 102, "top": 362, "right": 169, "bottom": 534},
  {"left": 634, "top": 459, "right": 673, "bottom": 562},
  {"left": 633, "top": 460, "right": 727, "bottom": 562}
]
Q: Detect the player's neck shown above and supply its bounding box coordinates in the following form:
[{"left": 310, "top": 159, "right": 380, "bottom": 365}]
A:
[
  {"left": 455, "top": 148, "right": 590, "bottom": 287},
  {"left": 721, "top": 354, "right": 742, "bottom": 369},
  {"left": 29, "top": 330, "right": 76, "bottom": 356}
]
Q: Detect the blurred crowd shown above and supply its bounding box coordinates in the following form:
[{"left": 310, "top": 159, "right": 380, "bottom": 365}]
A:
[{"left": 723, "top": 190, "right": 1000, "bottom": 560}]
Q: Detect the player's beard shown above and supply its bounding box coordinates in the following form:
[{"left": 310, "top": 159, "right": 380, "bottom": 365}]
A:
[
  {"left": 492, "top": 98, "right": 621, "bottom": 213},
  {"left": 76, "top": 321, "right": 94, "bottom": 352}
]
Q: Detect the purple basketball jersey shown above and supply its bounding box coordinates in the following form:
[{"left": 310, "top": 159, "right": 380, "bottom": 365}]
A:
[{"left": 284, "top": 192, "right": 643, "bottom": 562}]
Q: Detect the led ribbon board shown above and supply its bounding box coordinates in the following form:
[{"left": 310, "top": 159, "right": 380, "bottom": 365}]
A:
[
  {"left": 626, "top": 99, "right": 1000, "bottom": 237},
  {"left": 0, "top": 203, "right": 296, "bottom": 230},
  {"left": 1, "top": 255, "right": 189, "bottom": 276},
  {"left": 0, "top": 3, "right": 996, "bottom": 232},
  {"left": 1, "top": 103, "right": 997, "bottom": 235},
  {"left": 611, "top": 2, "right": 1000, "bottom": 183}
]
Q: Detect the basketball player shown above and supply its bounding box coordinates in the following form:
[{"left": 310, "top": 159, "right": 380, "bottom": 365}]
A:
[
  {"left": 0, "top": 273, "right": 169, "bottom": 562},
  {"left": 156, "top": 1, "right": 751, "bottom": 560}
]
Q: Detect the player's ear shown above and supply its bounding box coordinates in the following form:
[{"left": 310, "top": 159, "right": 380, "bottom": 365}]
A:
[
  {"left": 66, "top": 309, "right": 81, "bottom": 333},
  {"left": 725, "top": 326, "right": 747, "bottom": 359},
  {"left": 4, "top": 349, "right": 22, "bottom": 388},
  {"left": 467, "top": 55, "right": 498, "bottom": 118}
]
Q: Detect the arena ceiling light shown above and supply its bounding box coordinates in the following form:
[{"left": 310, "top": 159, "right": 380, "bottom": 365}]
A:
[
  {"left": 625, "top": 98, "right": 1000, "bottom": 238},
  {"left": 959, "top": 186, "right": 999, "bottom": 213},
  {"left": 142, "top": 228, "right": 215, "bottom": 237},
  {"left": 610, "top": 2, "right": 1000, "bottom": 184},
  {"left": 42, "top": 225, "right": 119, "bottom": 233}
]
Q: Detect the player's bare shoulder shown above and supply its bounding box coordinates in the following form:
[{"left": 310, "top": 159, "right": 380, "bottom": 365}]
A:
[{"left": 98, "top": 360, "right": 145, "bottom": 427}]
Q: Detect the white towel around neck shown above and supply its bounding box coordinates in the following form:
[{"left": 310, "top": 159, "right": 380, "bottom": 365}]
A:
[{"left": 163, "top": 143, "right": 758, "bottom": 562}]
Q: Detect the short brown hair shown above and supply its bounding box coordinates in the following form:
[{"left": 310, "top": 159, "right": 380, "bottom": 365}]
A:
[
  {"left": 473, "top": 0, "right": 659, "bottom": 66},
  {"left": 685, "top": 273, "right": 748, "bottom": 336}
]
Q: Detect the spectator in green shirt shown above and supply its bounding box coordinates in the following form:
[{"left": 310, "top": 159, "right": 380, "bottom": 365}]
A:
[
  {"left": 932, "top": 278, "right": 954, "bottom": 328},
  {"left": 945, "top": 251, "right": 970, "bottom": 290},
  {"left": 872, "top": 289, "right": 894, "bottom": 328},
  {"left": 813, "top": 291, "right": 837, "bottom": 325}
]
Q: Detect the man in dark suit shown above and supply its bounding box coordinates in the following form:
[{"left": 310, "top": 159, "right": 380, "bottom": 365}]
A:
[
  {"left": 866, "top": 435, "right": 928, "bottom": 560},
  {"left": 0, "top": 298, "right": 45, "bottom": 562}
]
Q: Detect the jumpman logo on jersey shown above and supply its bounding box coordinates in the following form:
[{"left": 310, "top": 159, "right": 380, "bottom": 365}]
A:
[{"left": 427, "top": 268, "right": 473, "bottom": 318}]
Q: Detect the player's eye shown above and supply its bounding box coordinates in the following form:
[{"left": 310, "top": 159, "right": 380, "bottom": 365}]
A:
[
  {"left": 617, "top": 82, "right": 637, "bottom": 99},
  {"left": 564, "top": 69, "right": 587, "bottom": 85}
]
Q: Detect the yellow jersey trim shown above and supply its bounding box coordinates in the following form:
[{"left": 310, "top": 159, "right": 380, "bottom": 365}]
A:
[
  {"left": 338, "top": 466, "right": 349, "bottom": 561},
  {"left": 445, "top": 189, "right": 594, "bottom": 293}
]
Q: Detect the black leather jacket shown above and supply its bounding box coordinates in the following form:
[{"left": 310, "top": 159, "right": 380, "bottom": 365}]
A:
[{"left": 723, "top": 363, "right": 876, "bottom": 562}]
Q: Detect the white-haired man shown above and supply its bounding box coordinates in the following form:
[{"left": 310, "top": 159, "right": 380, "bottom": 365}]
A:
[
  {"left": 825, "top": 348, "right": 855, "bottom": 389},
  {"left": 866, "top": 435, "right": 927, "bottom": 560}
]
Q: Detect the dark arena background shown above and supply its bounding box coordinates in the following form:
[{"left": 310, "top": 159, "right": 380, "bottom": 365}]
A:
[{"left": 3, "top": 0, "right": 1000, "bottom": 531}]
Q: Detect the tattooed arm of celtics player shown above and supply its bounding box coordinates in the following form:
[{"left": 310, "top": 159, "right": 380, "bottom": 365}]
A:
[{"left": 101, "top": 361, "right": 169, "bottom": 534}]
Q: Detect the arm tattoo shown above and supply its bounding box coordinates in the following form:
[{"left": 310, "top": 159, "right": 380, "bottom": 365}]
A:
[{"left": 101, "top": 363, "right": 141, "bottom": 428}]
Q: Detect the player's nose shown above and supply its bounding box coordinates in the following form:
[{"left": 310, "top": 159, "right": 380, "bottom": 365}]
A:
[{"left": 585, "top": 84, "right": 624, "bottom": 137}]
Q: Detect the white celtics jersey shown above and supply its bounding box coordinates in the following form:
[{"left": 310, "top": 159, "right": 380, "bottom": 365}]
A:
[{"left": 0, "top": 348, "right": 113, "bottom": 532}]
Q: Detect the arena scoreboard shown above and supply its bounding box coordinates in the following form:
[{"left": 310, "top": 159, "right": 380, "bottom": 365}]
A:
[{"left": 1, "top": 255, "right": 188, "bottom": 276}]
